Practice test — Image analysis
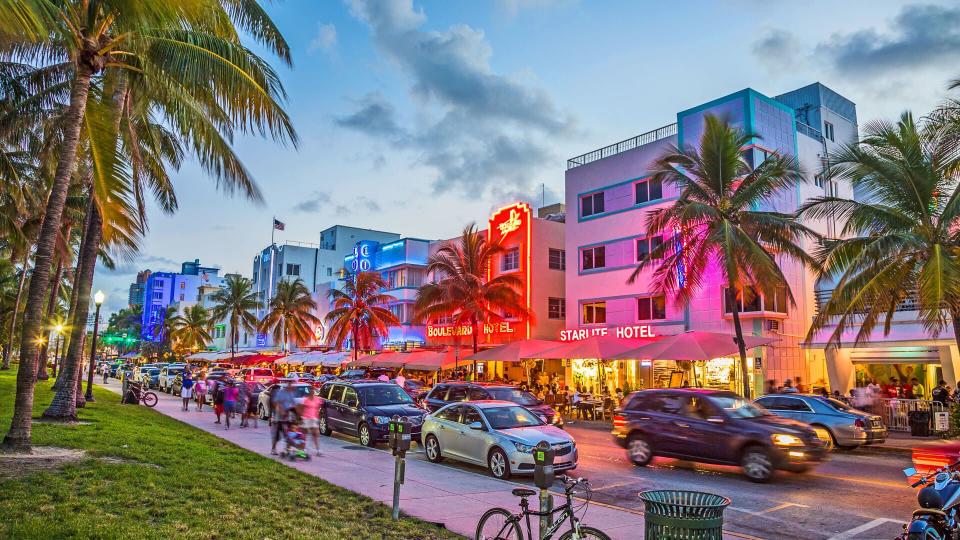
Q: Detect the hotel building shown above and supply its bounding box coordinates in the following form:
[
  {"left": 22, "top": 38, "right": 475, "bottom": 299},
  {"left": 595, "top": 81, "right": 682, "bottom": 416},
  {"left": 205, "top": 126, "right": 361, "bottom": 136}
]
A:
[
  {"left": 564, "top": 82, "right": 857, "bottom": 396},
  {"left": 141, "top": 259, "right": 224, "bottom": 343}
]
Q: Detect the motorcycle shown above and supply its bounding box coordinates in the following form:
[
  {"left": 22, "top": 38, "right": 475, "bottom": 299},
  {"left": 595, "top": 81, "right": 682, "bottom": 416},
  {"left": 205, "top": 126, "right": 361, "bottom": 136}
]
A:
[{"left": 899, "top": 461, "right": 960, "bottom": 539}]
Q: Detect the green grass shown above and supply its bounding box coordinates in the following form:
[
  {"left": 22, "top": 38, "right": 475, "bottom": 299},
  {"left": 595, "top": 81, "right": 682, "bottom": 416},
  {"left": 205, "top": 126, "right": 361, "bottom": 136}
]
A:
[{"left": 0, "top": 367, "right": 459, "bottom": 539}]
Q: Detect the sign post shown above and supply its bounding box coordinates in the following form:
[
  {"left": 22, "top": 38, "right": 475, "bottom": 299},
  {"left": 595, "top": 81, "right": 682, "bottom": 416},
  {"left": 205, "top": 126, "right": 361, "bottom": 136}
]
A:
[{"left": 388, "top": 415, "right": 412, "bottom": 521}]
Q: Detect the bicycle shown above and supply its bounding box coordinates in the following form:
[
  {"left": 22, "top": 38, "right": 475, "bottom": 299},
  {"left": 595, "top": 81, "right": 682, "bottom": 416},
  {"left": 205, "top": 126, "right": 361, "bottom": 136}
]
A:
[
  {"left": 126, "top": 382, "right": 158, "bottom": 408},
  {"left": 475, "top": 475, "right": 610, "bottom": 540}
]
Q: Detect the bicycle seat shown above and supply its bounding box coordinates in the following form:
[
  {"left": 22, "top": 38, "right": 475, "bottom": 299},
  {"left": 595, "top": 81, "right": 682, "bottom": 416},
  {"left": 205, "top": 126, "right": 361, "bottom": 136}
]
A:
[{"left": 511, "top": 488, "right": 536, "bottom": 498}]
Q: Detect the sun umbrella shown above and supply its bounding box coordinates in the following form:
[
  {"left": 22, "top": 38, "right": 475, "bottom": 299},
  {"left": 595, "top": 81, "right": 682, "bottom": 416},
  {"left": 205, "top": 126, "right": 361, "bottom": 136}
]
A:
[
  {"left": 610, "top": 330, "right": 777, "bottom": 361},
  {"left": 463, "top": 339, "right": 565, "bottom": 362},
  {"left": 402, "top": 349, "right": 464, "bottom": 371},
  {"left": 539, "top": 335, "right": 657, "bottom": 359}
]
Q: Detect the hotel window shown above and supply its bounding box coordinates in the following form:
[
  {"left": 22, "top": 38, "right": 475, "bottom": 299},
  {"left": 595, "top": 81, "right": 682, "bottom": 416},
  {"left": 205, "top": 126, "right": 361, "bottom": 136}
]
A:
[
  {"left": 824, "top": 121, "right": 835, "bottom": 142},
  {"left": 327, "top": 267, "right": 333, "bottom": 277},
  {"left": 153, "top": 291, "right": 162, "bottom": 300},
  {"left": 582, "top": 301, "right": 606, "bottom": 324},
  {"left": 179, "top": 294, "right": 184, "bottom": 301},
  {"left": 581, "top": 246, "right": 606, "bottom": 271},
  {"left": 581, "top": 192, "right": 605, "bottom": 217},
  {"left": 253, "top": 271, "right": 258, "bottom": 283},
  {"left": 179, "top": 282, "right": 185, "bottom": 289},
  {"left": 548, "top": 297, "right": 566, "bottom": 320},
  {"left": 286, "top": 263, "right": 300, "bottom": 276},
  {"left": 636, "top": 235, "right": 664, "bottom": 262},
  {"left": 635, "top": 178, "right": 663, "bottom": 204},
  {"left": 548, "top": 248, "right": 566, "bottom": 270},
  {"left": 637, "top": 295, "right": 666, "bottom": 321},
  {"left": 723, "top": 286, "right": 763, "bottom": 314},
  {"left": 502, "top": 247, "right": 520, "bottom": 272}
]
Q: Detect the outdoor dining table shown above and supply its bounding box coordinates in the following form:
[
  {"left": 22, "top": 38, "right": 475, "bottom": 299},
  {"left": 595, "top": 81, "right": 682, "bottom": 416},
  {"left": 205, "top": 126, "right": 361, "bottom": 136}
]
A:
[{"left": 576, "top": 399, "right": 605, "bottom": 420}]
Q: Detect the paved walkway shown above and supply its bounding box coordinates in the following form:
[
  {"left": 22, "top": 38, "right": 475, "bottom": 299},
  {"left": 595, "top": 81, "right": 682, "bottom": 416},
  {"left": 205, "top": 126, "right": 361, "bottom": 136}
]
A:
[{"left": 100, "top": 379, "right": 753, "bottom": 539}]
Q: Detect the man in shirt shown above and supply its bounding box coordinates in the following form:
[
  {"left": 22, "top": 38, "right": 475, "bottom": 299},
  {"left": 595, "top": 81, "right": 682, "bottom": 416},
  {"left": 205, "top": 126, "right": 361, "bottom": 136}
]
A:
[
  {"left": 910, "top": 378, "right": 925, "bottom": 400},
  {"left": 270, "top": 380, "right": 297, "bottom": 455},
  {"left": 933, "top": 381, "right": 950, "bottom": 405}
]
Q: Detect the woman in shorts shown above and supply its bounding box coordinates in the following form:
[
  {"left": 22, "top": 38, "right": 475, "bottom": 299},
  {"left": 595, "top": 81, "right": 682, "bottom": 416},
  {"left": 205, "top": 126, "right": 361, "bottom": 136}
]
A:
[
  {"left": 301, "top": 387, "right": 323, "bottom": 456},
  {"left": 180, "top": 374, "right": 194, "bottom": 411}
]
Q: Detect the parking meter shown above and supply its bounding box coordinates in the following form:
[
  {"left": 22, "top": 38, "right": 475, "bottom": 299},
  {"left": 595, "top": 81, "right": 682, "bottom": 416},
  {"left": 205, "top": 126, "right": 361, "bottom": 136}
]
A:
[
  {"left": 388, "top": 416, "right": 412, "bottom": 457},
  {"left": 533, "top": 440, "right": 556, "bottom": 489}
]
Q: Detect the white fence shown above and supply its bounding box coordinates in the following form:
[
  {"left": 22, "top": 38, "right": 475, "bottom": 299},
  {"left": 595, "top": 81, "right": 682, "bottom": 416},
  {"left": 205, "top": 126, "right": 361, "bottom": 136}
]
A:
[{"left": 869, "top": 399, "right": 949, "bottom": 433}]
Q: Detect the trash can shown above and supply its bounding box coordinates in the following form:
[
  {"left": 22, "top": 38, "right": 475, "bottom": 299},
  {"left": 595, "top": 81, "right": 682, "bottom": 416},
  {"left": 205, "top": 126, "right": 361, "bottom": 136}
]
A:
[
  {"left": 639, "top": 490, "right": 731, "bottom": 540},
  {"left": 909, "top": 410, "right": 931, "bottom": 437}
]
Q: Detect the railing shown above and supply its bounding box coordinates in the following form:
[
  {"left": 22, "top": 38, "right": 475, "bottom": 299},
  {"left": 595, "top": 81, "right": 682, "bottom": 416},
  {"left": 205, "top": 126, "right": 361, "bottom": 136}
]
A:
[
  {"left": 868, "top": 398, "right": 948, "bottom": 433},
  {"left": 567, "top": 123, "right": 678, "bottom": 170},
  {"left": 796, "top": 121, "right": 824, "bottom": 142},
  {"left": 814, "top": 289, "right": 920, "bottom": 316},
  {"left": 283, "top": 240, "right": 320, "bottom": 248}
]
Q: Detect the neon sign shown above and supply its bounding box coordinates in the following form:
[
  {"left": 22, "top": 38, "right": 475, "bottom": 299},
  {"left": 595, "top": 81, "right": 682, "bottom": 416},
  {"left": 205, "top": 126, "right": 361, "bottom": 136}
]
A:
[
  {"left": 488, "top": 202, "right": 533, "bottom": 340},
  {"left": 350, "top": 241, "right": 377, "bottom": 272},
  {"left": 426, "top": 322, "right": 518, "bottom": 338},
  {"left": 497, "top": 209, "right": 523, "bottom": 236},
  {"left": 559, "top": 325, "right": 657, "bottom": 341}
]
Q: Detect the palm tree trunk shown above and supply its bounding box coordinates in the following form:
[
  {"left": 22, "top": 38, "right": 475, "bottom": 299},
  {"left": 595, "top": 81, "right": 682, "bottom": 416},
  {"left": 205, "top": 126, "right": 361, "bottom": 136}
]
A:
[
  {"left": 471, "top": 317, "right": 479, "bottom": 380},
  {"left": 951, "top": 308, "right": 960, "bottom": 372},
  {"left": 43, "top": 203, "right": 101, "bottom": 420},
  {"left": 53, "top": 242, "right": 85, "bottom": 392},
  {"left": 3, "top": 65, "right": 93, "bottom": 449},
  {"left": 36, "top": 256, "right": 66, "bottom": 381},
  {"left": 727, "top": 288, "right": 751, "bottom": 399},
  {"left": 352, "top": 319, "right": 359, "bottom": 362},
  {"left": 1, "top": 252, "right": 28, "bottom": 370}
]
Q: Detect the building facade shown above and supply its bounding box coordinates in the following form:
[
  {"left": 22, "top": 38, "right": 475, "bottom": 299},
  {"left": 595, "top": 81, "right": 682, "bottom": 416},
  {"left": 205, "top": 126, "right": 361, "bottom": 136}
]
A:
[
  {"left": 127, "top": 270, "right": 151, "bottom": 308},
  {"left": 564, "top": 82, "right": 856, "bottom": 397},
  {"left": 141, "top": 259, "right": 224, "bottom": 343}
]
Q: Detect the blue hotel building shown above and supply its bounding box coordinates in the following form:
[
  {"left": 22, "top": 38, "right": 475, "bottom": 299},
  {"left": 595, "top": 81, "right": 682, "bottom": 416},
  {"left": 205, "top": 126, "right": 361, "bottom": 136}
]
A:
[{"left": 141, "top": 259, "right": 224, "bottom": 342}]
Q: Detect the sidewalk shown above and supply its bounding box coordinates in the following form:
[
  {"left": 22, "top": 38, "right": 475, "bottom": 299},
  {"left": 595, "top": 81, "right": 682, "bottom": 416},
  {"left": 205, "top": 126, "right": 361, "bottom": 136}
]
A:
[{"left": 100, "top": 380, "right": 751, "bottom": 539}]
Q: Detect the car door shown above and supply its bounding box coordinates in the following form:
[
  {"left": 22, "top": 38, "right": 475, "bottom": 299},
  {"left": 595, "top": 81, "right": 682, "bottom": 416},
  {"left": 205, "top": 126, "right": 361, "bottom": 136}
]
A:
[
  {"left": 453, "top": 405, "right": 486, "bottom": 463},
  {"left": 433, "top": 405, "right": 464, "bottom": 459},
  {"left": 326, "top": 384, "right": 346, "bottom": 432},
  {"left": 341, "top": 386, "right": 362, "bottom": 434},
  {"left": 647, "top": 393, "right": 696, "bottom": 456},
  {"left": 781, "top": 396, "right": 815, "bottom": 424},
  {"left": 425, "top": 385, "right": 449, "bottom": 412},
  {"left": 679, "top": 396, "right": 734, "bottom": 462}
]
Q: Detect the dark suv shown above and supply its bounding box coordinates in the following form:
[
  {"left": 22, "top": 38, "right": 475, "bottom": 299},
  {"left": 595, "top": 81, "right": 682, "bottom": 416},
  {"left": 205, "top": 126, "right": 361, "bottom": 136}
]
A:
[
  {"left": 317, "top": 380, "right": 427, "bottom": 447},
  {"left": 423, "top": 382, "right": 563, "bottom": 428},
  {"left": 612, "top": 389, "right": 825, "bottom": 482}
]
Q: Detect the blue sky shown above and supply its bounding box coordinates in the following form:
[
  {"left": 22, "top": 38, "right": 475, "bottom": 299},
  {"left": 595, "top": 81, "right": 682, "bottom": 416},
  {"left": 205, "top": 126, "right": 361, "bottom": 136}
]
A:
[{"left": 93, "top": 0, "right": 960, "bottom": 314}]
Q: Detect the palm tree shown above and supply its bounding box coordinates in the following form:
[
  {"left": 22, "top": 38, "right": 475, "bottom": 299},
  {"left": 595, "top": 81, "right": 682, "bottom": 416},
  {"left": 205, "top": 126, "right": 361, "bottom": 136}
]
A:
[
  {"left": 801, "top": 112, "right": 960, "bottom": 350},
  {"left": 259, "top": 278, "right": 321, "bottom": 353},
  {"left": 414, "top": 224, "right": 532, "bottom": 375},
  {"left": 210, "top": 275, "right": 261, "bottom": 361},
  {"left": 169, "top": 304, "right": 213, "bottom": 353},
  {"left": 630, "top": 115, "right": 819, "bottom": 398},
  {"left": 325, "top": 272, "right": 399, "bottom": 361}
]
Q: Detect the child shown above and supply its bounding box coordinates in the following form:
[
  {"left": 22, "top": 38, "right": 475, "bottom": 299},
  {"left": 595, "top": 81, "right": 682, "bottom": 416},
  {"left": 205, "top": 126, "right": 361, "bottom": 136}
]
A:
[{"left": 283, "top": 420, "right": 309, "bottom": 461}]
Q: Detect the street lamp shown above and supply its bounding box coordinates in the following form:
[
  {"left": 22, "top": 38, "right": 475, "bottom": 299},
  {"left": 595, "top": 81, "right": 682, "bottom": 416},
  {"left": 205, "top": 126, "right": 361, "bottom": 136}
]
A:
[
  {"left": 51, "top": 323, "right": 64, "bottom": 377},
  {"left": 85, "top": 290, "right": 105, "bottom": 401}
]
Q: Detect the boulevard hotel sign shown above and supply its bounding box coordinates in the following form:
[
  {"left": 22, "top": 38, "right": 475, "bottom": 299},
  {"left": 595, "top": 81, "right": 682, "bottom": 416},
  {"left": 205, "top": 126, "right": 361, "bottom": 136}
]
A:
[
  {"left": 426, "top": 322, "right": 519, "bottom": 338},
  {"left": 558, "top": 324, "right": 657, "bottom": 341}
]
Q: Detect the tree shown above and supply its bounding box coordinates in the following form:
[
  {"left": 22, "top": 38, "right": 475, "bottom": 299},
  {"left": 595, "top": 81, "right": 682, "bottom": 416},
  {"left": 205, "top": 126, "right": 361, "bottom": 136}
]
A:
[
  {"left": 209, "top": 275, "right": 260, "bottom": 361},
  {"left": 325, "top": 272, "right": 399, "bottom": 361},
  {"left": 630, "top": 115, "right": 819, "bottom": 399},
  {"left": 802, "top": 112, "right": 960, "bottom": 349},
  {"left": 414, "top": 224, "right": 532, "bottom": 375},
  {"left": 168, "top": 304, "right": 213, "bottom": 353},
  {"left": 259, "top": 278, "right": 320, "bottom": 353}
]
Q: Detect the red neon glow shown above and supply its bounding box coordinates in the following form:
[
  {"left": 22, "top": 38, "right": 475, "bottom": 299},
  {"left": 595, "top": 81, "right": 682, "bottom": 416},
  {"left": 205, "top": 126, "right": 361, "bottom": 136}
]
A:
[{"left": 488, "top": 202, "right": 532, "bottom": 341}]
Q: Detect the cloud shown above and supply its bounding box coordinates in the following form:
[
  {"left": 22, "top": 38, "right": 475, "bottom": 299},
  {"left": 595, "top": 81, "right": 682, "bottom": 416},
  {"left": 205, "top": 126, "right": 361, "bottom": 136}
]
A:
[
  {"left": 292, "top": 191, "right": 333, "bottom": 213},
  {"left": 751, "top": 29, "right": 802, "bottom": 73},
  {"left": 814, "top": 4, "right": 960, "bottom": 76},
  {"left": 308, "top": 22, "right": 337, "bottom": 54},
  {"left": 101, "top": 254, "right": 180, "bottom": 276},
  {"left": 293, "top": 190, "right": 381, "bottom": 215},
  {"left": 496, "top": 0, "right": 570, "bottom": 18},
  {"left": 341, "top": 0, "right": 573, "bottom": 196}
]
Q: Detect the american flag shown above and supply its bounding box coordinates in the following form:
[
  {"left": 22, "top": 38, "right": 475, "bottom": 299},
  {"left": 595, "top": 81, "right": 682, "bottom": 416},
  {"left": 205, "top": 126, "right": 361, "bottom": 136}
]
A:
[{"left": 273, "top": 218, "right": 285, "bottom": 231}]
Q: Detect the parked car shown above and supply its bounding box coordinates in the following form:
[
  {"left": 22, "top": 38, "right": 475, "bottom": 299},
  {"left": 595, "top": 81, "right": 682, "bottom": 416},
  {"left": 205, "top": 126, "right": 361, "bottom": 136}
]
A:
[
  {"left": 256, "top": 382, "right": 315, "bottom": 420},
  {"left": 612, "top": 389, "right": 826, "bottom": 482},
  {"left": 422, "top": 401, "right": 577, "bottom": 479},
  {"left": 239, "top": 367, "right": 275, "bottom": 384},
  {"left": 422, "top": 382, "right": 563, "bottom": 428},
  {"left": 139, "top": 367, "right": 162, "bottom": 389},
  {"left": 159, "top": 365, "right": 186, "bottom": 393},
  {"left": 202, "top": 371, "right": 235, "bottom": 399},
  {"left": 317, "top": 380, "right": 426, "bottom": 447},
  {"left": 753, "top": 393, "right": 887, "bottom": 450},
  {"left": 285, "top": 371, "right": 316, "bottom": 383}
]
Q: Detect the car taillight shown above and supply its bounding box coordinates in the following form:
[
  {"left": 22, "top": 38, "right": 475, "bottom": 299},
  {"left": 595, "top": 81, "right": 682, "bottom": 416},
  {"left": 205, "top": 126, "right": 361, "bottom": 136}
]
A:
[
  {"left": 613, "top": 414, "right": 627, "bottom": 430},
  {"left": 854, "top": 419, "right": 865, "bottom": 429}
]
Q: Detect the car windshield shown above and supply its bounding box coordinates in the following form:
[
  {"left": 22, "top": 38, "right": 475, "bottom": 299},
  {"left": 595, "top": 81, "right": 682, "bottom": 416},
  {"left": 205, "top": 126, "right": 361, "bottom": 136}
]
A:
[
  {"left": 818, "top": 397, "right": 852, "bottom": 411},
  {"left": 482, "top": 406, "right": 545, "bottom": 430},
  {"left": 252, "top": 369, "right": 272, "bottom": 376},
  {"left": 487, "top": 388, "right": 539, "bottom": 406},
  {"left": 168, "top": 368, "right": 183, "bottom": 374},
  {"left": 291, "top": 385, "right": 313, "bottom": 397},
  {"left": 710, "top": 395, "right": 766, "bottom": 418},
  {"left": 148, "top": 369, "right": 160, "bottom": 375},
  {"left": 359, "top": 385, "right": 414, "bottom": 406}
]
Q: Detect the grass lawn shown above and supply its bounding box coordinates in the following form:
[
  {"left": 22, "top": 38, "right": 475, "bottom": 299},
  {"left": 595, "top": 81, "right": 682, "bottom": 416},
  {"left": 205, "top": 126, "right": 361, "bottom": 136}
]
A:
[{"left": 0, "top": 367, "right": 459, "bottom": 539}]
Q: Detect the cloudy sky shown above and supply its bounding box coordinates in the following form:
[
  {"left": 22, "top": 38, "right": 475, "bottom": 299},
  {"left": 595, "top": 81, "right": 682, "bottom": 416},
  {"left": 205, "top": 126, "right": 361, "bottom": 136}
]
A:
[{"left": 92, "top": 0, "right": 960, "bottom": 314}]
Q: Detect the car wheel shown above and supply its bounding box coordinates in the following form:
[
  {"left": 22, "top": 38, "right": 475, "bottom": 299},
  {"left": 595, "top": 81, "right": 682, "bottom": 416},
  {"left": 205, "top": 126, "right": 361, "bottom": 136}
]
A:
[
  {"left": 488, "top": 447, "right": 511, "bottom": 479},
  {"left": 627, "top": 433, "right": 653, "bottom": 466},
  {"left": 812, "top": 425, "right": 836, "bottom": 451},
  {"left": 741, "top": 445, "right": 774, "bottom": 483},
  {"left": 424, "top": 435, "right": 443, "bottom": 463},
  {"left": 358, "top": 423, "right": 375, "bottom": 447},
  {"left": 318, "top": 415, "right": 331, "bottom": 436}
]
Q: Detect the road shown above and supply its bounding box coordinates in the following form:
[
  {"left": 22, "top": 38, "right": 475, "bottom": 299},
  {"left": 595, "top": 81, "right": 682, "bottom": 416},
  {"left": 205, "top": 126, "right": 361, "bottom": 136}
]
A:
[{"left": 399, "top": 423, "right": 916, "bottom": 540}]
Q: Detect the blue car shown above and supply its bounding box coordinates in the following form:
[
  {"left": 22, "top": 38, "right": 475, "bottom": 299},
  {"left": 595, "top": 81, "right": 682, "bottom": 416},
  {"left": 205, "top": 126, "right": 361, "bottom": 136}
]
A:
[{"left": 317, "top": 380, "right": 427, "bottom": 447}]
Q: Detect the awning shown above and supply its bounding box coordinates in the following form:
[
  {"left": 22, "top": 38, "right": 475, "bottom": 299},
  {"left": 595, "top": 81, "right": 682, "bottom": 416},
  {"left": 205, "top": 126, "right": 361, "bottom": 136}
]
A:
[
  {"left": 611, "top": 331, "right": 777, "bottom": 361},
  {"left": 463, "top": 339, "right": 566, "bottom": 362},
  {"left": 538, "top": 335, "right": 656, "bottom": 359},
  {"left": 401, "top": 349, "right": 464, "bottom": 371}
]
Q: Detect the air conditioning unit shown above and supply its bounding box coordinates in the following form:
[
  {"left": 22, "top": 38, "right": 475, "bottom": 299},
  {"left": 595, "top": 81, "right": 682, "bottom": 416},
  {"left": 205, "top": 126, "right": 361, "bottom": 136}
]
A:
[{"left": 766, "top": 320, "right": 781, "bottom": 333}]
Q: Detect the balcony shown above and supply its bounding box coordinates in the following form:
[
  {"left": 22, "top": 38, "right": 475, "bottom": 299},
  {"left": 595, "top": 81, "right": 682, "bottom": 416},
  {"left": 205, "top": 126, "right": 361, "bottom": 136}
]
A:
[
  {"left": 567, "top": 123, "right": 677, "bottom": 170},
  {"left": 814, "top": 289, "right": 920, "bottom": 316}
]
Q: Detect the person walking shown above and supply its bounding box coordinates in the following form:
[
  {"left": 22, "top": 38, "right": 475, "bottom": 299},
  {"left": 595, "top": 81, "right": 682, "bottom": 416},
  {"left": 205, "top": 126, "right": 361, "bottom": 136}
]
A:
[
  {"left": 102, "top": 364, "right": 109, "bottom": 384},
  {"left": 765, "top": 379, "right": 778, "bottom": 395},
  {"left": 246, "top": 385, "right": 259, "bottom": 429},
  {"left": 213, "top": 380, "right": 225, "bottom": 424},
  {"left": 194, "top": 378, "right": 207, "bottom": 412},
  {"left": 223, "top": 381, "right": 239, "bottom": 430},
  {"left": 270, "top": 380, "right": 297, "bottom": 455},
  {"left": 236, "top": 381, "right": 250, "bottom": 428},
  {"left": 180, "top": 374, "right": 194, "bottom": 411},
  {"left": 301, "top": 387, "right": 323, "bottom": 456}
]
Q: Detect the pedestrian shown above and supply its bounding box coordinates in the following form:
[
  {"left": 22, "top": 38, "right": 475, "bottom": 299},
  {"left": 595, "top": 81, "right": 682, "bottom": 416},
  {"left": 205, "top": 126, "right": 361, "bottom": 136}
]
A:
[
  {"left": 194, "top": 377, "right": 207, "bottom": 411},
  {"left": 782, "top": 379, "right": 797, "bottom": 393},
  {"left": 394, "top": 370, "right": 406, "bottom": 390},
  {"left": 765, "top": 379, "right": 778, "bottom": 395},
  {"left": 271, "top": 380, "right": 297, "bottom": 455},
  {"left": 911, "top": 378, "right": 925, "bottom": 400},
  {"left": 102, "top": 364, "right": 109, "bottom": 384},
  {"left": 377, "top": 373, "right": 389, "bottom": 382},
  {"left": 236, "top": 381, "right": 251, "bottom": 428},
  {"left": 180, "top": 373, "right": 194, "bottom": 411},
  {"left": 933, "top": 381, "right": 950, "bottom": 405},
  {"left": 246, "top": 385, "right": 259, "bottom": 429},
  {"left": 223, "top": 381, "right": 239, "bottom": 429},
  {"left": 301, "top": 387, "right": 322, "bottom": 456},
  {"left": 795, "top": 376, "right": 806, "bottom": 393},
  {"left": 213, "top": 380, "right": 225, "bottom": 424}
]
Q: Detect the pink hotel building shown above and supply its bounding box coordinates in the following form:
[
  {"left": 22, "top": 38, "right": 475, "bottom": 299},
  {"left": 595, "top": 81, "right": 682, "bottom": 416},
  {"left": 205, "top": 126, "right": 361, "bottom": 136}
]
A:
[{"left": 562, "top": 83, "right": 876, "bottom": 397}]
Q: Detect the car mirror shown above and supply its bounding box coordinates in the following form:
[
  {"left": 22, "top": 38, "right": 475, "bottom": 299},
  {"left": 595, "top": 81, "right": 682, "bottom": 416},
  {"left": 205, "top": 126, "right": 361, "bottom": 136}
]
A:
[
  {"left": 904, "top": 467, "right": 917, "bottom": 477},
  {"left": 706, "top": 416, "right": 725, "bottom": 424},
  {"left": 347, "top": 399, "right": 358, "bottom": 408},
  {"left": 468, "top": 421, "right": 484, "bottom": 431}
]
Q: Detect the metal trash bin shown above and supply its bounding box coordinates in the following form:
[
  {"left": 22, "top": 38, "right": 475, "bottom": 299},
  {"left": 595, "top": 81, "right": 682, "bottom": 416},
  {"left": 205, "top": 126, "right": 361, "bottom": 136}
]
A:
[
  {"left": 909, "top": 410, "right": 931, "bottom": 437},
  {"left": 639, "top": 490, "right": 731, "bottom": 540}
]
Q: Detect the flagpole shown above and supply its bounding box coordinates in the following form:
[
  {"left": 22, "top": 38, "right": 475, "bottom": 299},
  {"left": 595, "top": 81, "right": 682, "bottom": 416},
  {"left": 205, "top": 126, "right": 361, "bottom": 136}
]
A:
[{"left": 271, "top": 215, "right": 275, "bottom": 246}]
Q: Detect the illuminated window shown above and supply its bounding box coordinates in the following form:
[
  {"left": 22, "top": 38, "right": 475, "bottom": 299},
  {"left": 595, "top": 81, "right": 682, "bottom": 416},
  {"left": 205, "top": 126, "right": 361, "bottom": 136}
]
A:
[
  {"left": 548, "top": 298, "right": 566, "bottom": 320},
  {"left": 582, "top": 301, "right": 606, "bottom": 324},
  {"left": 548, "top": 248, "right": 566, "bottom": 270},
  {"left": 637, "top": 296, "right": 666, "bottom": 321},
  {"left": 581, "top": 246, "right": 606, "bottom": 271},
  {"left": 502, "top": 248, "right": 520, "bottom": 272},
  {"left": 722, "top": 286, "right": 786, "bottom": 314},
  {"left": 635, "top": 178, "right": 663, "bottom": 204},
  {"left": 581, "top": 192, "right": 605, "bottom": 217},
  {"left": 636, "top": 235, "right": 664, "bottom": 262},
  {"left": 180, "top": 282, "right": 185, "bottom": 289}
]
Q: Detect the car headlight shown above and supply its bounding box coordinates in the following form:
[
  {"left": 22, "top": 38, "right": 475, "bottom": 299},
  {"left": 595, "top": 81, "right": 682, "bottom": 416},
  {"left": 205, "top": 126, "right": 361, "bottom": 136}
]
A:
[
  {"left": 372, "top": 416, "right": 391, "bottom": 425},
  {"left": 772, "top": 433, "right": 803, "bottom": 446},
  {"left": 553, "top": 414, "right": 563, "bottom": 425},
  {"left": 511, "top": 440, "right": 535, "bottom": 453}
]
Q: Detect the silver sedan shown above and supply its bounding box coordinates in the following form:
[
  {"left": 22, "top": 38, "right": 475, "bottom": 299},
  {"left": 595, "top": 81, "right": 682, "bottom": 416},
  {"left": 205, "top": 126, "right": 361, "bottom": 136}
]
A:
[
  {"left": 754, "top": 393, "right": 887, "bottom": 450},
  {"left": 421, "top": 400, "right": 577, "bottom": 479}
]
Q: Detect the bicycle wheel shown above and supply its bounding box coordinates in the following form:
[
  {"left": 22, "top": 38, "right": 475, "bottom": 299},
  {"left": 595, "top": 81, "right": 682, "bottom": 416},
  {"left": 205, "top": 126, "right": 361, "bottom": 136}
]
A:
[
  {"left": 558, "top": 526, "right": 612, "bottom": 540},
  {"left": 141, "top": 392, "right": 158, "bottom": 408},
  {"left": 475, "top": 507, "right": 523, "bottom": 540}
]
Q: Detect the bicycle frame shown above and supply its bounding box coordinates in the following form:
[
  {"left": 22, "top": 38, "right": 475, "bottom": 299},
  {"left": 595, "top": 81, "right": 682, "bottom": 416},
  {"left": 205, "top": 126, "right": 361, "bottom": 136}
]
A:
[{"left": 498, "top": 490, "right": 581, "bottom": 540}]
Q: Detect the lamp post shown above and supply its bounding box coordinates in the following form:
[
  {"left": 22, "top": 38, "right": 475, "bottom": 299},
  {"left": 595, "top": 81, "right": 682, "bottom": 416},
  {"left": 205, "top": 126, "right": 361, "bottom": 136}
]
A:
[
  {"left": 51, "top": 324, "right": 64, "bottom": 377},
  {"left": 85, "top": 290, "right": 105, "bottom": 402}
]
